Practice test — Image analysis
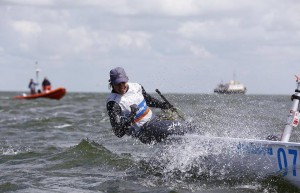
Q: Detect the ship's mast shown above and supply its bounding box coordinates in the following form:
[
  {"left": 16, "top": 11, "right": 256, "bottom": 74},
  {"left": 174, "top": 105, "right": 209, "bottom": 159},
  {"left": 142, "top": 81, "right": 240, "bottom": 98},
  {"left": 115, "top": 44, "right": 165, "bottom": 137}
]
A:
[{"left": 281, "top": 76, "right": 300, "bottom": 142}]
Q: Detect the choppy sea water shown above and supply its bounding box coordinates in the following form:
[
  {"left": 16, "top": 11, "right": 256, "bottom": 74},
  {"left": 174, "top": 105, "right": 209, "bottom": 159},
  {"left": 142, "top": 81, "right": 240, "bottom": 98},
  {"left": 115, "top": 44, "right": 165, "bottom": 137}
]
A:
[{"left": 1, "top": 91, "right": 300, "bottom": 193}]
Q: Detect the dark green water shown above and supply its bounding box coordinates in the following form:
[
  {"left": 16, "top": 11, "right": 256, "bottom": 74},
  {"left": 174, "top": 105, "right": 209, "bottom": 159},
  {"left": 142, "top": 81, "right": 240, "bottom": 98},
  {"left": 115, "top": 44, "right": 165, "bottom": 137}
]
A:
[{"left": 0, "top": 91, "right": 299, "bottom": 193}]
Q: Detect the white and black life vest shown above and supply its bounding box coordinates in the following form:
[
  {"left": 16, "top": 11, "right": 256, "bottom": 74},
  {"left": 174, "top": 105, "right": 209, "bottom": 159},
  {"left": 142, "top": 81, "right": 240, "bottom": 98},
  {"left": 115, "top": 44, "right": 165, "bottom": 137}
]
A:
[{"left": 107, "top": 82, "right": 153, "bottom": 133}]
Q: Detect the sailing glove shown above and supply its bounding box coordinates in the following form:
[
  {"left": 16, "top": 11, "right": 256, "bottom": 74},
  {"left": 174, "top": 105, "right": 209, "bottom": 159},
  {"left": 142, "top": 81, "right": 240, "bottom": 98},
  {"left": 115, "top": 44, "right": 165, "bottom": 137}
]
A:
[
  {"left": 162, "top": 102, "right": 174, "bottom": 110},
  {"left": 127, "top": 104, "right": 139, "bottom": 123},
  {"left": 130, "top": 104, "right": 139, "bottom": 114}
]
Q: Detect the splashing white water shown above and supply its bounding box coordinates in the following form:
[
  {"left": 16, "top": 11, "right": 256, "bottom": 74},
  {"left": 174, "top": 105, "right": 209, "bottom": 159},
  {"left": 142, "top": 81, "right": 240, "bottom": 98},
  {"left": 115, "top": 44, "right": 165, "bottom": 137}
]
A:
[{"left": 2, "top": 146, "right": 20, "bottom": 155}]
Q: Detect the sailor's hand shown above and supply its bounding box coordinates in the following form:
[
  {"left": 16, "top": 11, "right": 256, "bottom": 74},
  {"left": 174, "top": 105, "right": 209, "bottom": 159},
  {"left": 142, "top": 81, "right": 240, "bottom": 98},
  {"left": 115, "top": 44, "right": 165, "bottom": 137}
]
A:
[
  {"left": 163, "top": 102, "right": 174, "bottom": 110},
  {"left": 125, "top": 127, "right": 134, "bottom": 135},
  {"left": 128, "top": 104, "right": 139, "bottom": 124},
  {"left": 130, "top": 104, "right": 139, "bottom": 115}
]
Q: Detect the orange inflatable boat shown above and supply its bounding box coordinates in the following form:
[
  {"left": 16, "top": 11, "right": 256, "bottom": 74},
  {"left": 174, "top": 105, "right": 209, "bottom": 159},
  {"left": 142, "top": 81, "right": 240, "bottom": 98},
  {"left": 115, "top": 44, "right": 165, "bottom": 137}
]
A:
[{"left": 14, "top": 87, "right": 66, "bottom": 100}]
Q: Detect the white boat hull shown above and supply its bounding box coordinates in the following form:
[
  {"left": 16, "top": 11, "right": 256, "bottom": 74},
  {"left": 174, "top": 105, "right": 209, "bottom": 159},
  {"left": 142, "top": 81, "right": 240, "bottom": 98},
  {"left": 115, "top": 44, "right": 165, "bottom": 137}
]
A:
[
  {"left": 213, "top": 136, "right": 300, "bottom": 187},
  {"left": 168, "top": 135, "right": 300, "bottom": 188}
]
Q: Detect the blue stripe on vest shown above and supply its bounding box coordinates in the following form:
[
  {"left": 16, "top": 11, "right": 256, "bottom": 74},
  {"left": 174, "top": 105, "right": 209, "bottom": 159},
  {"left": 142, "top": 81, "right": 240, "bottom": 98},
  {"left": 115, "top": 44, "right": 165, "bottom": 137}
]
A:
[{"left": 134, "top": 99, "right": 148, "bottom": 119}]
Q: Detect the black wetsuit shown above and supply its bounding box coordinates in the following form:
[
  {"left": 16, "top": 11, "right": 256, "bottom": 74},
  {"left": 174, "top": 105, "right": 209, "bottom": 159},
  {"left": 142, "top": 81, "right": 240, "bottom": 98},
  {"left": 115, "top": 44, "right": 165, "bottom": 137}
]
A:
[{"left": 107, "top": 85, "right": 185, "bottom": 144}]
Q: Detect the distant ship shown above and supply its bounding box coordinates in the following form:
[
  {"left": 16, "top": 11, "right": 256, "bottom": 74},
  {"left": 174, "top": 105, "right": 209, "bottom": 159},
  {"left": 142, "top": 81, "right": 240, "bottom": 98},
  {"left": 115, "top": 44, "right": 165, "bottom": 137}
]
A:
[{"left": 214, "top": 79, "right": 247, "bottom": 94}]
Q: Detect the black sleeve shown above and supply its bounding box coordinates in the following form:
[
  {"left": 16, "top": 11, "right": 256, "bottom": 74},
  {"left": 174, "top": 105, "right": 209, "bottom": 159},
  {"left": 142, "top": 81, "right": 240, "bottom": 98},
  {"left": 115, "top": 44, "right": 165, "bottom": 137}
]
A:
[
  {"left": 141, "top": 86, "right": 170, "bottom": 109},
  {"left": 107, "top": 101, "right": 133, "bottom": 138}
]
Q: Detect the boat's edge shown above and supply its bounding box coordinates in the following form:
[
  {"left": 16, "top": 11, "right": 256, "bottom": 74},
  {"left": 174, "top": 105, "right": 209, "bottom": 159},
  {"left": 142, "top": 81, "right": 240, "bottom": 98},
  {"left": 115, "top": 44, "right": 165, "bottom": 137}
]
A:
[{"left": 13, "top": 87, "right": 66, "bottom": 100}]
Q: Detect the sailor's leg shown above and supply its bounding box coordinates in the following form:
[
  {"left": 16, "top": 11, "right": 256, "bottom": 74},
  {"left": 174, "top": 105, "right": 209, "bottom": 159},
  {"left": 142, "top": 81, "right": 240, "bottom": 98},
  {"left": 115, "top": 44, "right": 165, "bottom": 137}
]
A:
[{"left": 138, "top": 119, "right": 185, "bottom": 143}]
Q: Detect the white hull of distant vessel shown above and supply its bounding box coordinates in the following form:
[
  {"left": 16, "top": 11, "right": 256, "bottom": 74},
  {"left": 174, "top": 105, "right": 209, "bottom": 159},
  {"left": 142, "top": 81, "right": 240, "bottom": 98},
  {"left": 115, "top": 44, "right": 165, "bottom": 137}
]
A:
[{"left": 214, "top": 80, "right": 247, "bottom": 94}]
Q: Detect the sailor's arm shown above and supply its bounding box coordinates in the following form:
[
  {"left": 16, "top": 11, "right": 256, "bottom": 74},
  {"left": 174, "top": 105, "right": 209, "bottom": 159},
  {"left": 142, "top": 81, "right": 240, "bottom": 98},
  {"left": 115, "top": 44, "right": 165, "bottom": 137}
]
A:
[
  {"left": 141, "top": 86, "right": 173, "bottom": 109},
  {"left": 107, "top": 101, "right": 133, "bottom": 138}
]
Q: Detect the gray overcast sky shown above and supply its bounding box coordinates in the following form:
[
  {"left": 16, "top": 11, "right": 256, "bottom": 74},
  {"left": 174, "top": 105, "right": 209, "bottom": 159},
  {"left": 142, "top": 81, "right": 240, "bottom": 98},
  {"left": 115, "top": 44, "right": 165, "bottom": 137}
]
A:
[{"left": 1, "top": 0, "right": 300, "bottom": 94}]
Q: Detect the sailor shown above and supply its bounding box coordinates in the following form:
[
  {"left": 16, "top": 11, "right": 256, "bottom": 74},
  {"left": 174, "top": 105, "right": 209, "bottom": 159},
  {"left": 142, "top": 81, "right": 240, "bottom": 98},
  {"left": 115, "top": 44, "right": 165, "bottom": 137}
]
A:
[
  {"left": 106, "top": 67, "right": 185, "bottom": 144},
  {"left": 42, "top": 77, "right": 52, "bottom": 92},
  {"left": 28, "top": 78, "right": 38, "bottom": 95}
]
